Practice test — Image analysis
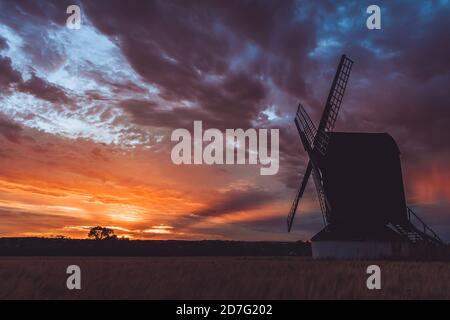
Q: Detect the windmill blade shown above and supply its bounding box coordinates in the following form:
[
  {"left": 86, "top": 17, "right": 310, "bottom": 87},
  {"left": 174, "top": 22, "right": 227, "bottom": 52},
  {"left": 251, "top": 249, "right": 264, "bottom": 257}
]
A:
[
  {"left": 296, "top": 103, "right": 330, "bottom": 157},
  {"left": 287, "top": 110, "right": 331, "bottom": 231},
  {"left": 314, "top": 54, "right": 353, "bottom": 155},
  {"left": 309, "top": 160, "right": 331, "bottom": 225},
  {"left": 317, "top": 54, "right": 353, "bottom": 132},
  {"left": 287, "top": 158, "right": 329, "bottom": 231},
  {"left": 295, "top": 104, "right": 317, "bottom": 150},
  {"left": 287, "top": 54, "right": 353, "bottom": 232},
  {"left": 287, "top": 162, "right": 312, "bottom": 232},
  {"left": 297, "top": 127, "right": 330, "bottom": 226}
]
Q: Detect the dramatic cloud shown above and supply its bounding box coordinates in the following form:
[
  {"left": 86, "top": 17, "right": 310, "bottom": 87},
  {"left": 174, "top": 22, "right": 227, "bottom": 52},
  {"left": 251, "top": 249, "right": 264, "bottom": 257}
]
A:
[
  {"left": 0, "top": 56, "right": 21, "bottom": 88},
  {"left": 194, "top": 186, "right": 280, "bottom": 217},
  {"left": 17, "top": 74, "right": 71, "bottom": 105},
  {"left": 0, "top": 115, "right": 23, "bottom": 143}
]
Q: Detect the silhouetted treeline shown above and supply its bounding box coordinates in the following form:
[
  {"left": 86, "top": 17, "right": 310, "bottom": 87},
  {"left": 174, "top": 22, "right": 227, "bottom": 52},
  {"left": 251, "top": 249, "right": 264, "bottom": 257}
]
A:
[{"left": 0, "top": 237, "right": 311, "bottom": 256}]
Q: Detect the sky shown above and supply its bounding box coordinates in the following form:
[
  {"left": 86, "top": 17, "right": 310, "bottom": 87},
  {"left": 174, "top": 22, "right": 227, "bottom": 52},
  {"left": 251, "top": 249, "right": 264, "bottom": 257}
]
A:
[{"left": 0, "top": 0, "right": 449, "bottom": 241}]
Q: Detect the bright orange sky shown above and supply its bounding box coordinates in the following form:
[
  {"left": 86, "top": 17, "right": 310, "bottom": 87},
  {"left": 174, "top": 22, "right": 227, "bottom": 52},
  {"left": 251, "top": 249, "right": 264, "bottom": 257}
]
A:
[
  {"left": 0, "top": 124, "right": 300, "bottom": 240},
  {"left": 0, "top": 122, "right": 448, "bottom": 240}
]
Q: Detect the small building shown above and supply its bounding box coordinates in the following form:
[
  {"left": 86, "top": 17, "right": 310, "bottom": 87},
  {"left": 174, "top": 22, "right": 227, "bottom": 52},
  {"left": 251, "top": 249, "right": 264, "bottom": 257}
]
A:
[{"left": 310, "top": 225, "right": 410, "bottom": 259}]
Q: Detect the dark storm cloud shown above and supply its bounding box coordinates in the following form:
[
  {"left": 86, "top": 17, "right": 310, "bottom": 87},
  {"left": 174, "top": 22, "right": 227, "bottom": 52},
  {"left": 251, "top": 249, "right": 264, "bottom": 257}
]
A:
[
  {"left": 346, "top": 76, "right": 450, "bottom": 160},
  {"left": 119, "top": 70, "right": 266, "bottom": 129},
  {"left": 0, "top": 56, "right": 22, "bottom": 88},
  {"left": 0, "top": 115, "right": 23, "bottom": 144},
  {"left": 0, "top": 0, "right": 71, "bottom": 24},
  {"left": 375, "top": 2, "right": 450, "bottom": 82},
  {"left": 194, "top": 187, "right": 280, "bottom": 217},
  {"left": 18, "top": 73, "right": 71, "bottom": 105},
  {"left": 0, "top": 56, "right": 72, "bottom": 105},
  {"left": 82, "top": 0, "right": 317, "bottom": 129},
  {"left": 120, "top": 99, "right": 209, "bottom": 129},
  {"left": 0, "top": 208, "right": 82, "bottom": 233},
  {"left": 241, "top": 212, "right": 323, "bottom": 236},
  {"left": 0, "top": 37, "right": 8, "bottom": 50},
  {"left": 241, "top": 216, "right": 287, "bottom": 234}
]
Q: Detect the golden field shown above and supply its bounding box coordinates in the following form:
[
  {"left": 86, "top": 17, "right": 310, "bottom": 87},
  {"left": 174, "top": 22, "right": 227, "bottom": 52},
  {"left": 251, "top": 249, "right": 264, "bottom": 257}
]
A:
[{"left": 0, "top": 257, "right": 449, "bottom": 299}]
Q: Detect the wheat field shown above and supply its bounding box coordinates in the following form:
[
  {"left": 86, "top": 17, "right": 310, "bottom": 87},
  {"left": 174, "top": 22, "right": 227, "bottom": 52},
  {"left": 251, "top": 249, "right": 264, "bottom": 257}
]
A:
[{"left": 0, "top": 257, "right": 449, "bottom": 299}]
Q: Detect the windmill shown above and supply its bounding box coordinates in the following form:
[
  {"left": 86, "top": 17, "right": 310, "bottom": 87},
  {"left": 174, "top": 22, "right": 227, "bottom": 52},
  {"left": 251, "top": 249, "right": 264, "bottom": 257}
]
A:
[{"left": 287, "top": 54, "right": 444, "bottom": 259}]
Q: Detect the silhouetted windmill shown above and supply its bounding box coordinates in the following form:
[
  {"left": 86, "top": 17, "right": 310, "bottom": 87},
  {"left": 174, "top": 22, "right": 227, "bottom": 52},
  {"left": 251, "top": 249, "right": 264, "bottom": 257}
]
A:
[{"left": 287, "top": 55, "right": 444, "bottom": 259}]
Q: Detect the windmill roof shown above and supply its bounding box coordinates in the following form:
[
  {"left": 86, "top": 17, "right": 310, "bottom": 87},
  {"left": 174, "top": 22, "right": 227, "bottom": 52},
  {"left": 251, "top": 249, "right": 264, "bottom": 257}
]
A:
[{"left": 328, "top": 132, "right": 400, "bottom": 155}]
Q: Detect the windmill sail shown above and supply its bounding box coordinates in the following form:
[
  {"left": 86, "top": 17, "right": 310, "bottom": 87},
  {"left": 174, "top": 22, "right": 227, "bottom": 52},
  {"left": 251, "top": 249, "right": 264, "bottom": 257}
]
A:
[
  {"left": 295, "top": 104, "right": 330, "bottom": 224},
  {"left": 287, "top": 55, "right": 353, "bottom": 232},
  {"left": 287, "top": 162, "right": 312, "bottom": 232},
  {"left": 315, "top": 55, "right": 353, "bottom": 155}
]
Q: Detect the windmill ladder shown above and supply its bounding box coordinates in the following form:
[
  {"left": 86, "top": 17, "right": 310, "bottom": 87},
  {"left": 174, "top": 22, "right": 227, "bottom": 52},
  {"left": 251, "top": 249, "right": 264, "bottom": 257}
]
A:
[{"left": 390, "top": 206, "right": 445, "bottom": 246}]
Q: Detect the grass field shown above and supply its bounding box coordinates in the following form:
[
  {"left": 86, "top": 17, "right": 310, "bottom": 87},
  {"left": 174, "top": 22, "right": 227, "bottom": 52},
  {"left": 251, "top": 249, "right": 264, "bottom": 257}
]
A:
[{"left": 0, "top": 257, "right": 449, "bottom": 299}]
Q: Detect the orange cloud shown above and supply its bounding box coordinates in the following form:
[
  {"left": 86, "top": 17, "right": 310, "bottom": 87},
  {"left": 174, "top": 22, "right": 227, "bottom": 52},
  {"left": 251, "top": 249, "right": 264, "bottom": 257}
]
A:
[{"left": 406, "top": 159, "right": 450, "bottom": 204}]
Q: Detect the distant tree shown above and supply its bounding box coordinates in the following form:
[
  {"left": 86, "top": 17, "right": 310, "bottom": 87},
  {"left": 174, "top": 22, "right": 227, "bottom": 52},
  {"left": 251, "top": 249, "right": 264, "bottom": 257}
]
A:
[{"left": 88, "top": 226, "right": 116, "bottom": 240}]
